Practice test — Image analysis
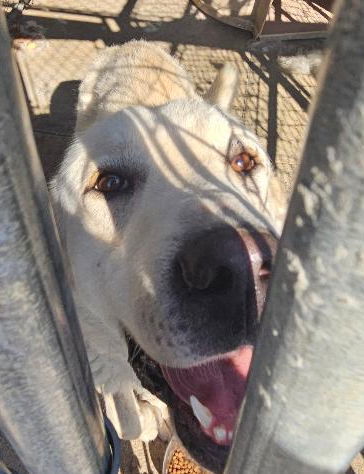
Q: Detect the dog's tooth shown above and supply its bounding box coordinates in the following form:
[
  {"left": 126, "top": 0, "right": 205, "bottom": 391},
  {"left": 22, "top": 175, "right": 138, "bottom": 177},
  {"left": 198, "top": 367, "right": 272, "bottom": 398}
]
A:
[
  {"left": 190, "top": 395, "right": 213, "bottom": 429},
  {"left": 213, "top": 426, "right": 227, "bottom": 443},
  {"left": 228, "top": 430, "right": 233, "bottom": 441}
]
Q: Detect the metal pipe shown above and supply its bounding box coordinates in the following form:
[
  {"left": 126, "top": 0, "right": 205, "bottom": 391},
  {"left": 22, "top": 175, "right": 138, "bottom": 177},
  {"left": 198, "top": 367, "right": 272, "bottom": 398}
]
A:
[
  {"left": 225, "top": 0, "right": 364, "bottom": 472},
  {"left": 0, "top": 9, "right": 111, "bottom": 474}
]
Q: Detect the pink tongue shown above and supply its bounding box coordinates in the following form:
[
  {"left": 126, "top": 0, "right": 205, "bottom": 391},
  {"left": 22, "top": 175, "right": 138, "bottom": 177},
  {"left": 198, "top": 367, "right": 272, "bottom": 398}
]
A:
[{"left": 161, "top": 346, "right": 253, "bottom": 445}]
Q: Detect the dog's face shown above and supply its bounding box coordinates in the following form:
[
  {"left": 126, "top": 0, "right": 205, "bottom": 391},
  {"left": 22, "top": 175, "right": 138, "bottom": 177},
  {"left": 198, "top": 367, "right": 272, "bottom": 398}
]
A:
[{"left": 53, "top": 98, "right": 286, "bottom": 472}]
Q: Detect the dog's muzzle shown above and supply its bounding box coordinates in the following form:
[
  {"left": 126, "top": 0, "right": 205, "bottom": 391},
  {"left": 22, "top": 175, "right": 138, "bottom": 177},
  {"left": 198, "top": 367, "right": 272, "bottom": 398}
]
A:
[
  {"left": 161, "top": 226, "right": 277, "bottom": 447},
  {"left": 131, "top": 225, "right": 278, "bottom": 470}
]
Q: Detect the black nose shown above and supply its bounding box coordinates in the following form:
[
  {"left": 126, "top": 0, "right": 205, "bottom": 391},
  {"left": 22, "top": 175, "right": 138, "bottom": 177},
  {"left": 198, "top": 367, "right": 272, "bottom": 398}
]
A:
[{"left": 174, "top": 226, "right": 277, "bottom": 341}]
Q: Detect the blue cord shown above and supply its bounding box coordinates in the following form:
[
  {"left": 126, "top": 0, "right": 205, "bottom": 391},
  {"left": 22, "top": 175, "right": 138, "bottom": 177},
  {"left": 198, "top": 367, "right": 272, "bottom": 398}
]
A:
[{"left": 105, "top": 416, "right": 122, "bottom": 474}]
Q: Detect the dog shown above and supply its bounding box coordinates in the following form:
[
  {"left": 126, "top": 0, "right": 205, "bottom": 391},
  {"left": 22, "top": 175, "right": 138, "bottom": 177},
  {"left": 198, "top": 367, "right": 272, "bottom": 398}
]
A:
[{"left": 51, "top": 40, "right": 287, "bottom": 472}]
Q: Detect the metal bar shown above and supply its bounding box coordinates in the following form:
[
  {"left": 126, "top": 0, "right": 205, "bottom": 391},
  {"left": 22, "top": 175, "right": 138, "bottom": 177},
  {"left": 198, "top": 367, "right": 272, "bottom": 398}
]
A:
[
  {"left": 251, "top": 0, "right": 272, "bottom": 38},
  {"left": 225, "top": 0, "right": 364, "bottom": 472},
  {"left": 0, "top": 9, "right": 111, "bottom": 474}
]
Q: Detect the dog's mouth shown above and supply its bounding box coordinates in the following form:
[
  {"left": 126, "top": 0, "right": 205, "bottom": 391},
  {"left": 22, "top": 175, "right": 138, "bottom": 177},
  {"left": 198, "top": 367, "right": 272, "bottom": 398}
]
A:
[
  {"left": 128, "top": 337, "right": 254, "bottom": 472},
  {"left": 161, "top": 346, "right": 253, "bottom": 445},
  {"left": 127, "top": 229, "right": 277, "bottom": 472}
]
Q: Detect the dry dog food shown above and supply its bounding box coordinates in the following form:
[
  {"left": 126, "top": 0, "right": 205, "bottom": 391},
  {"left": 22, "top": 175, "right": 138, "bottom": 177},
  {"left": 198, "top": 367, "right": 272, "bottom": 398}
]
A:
[{"left": 167, "top": 449, "right": 202, "bottom": 474}]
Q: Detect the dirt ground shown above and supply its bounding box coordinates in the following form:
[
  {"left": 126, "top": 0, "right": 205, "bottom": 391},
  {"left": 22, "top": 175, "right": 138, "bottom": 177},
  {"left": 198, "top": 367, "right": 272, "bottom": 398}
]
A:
[{"left": 1, "top": 0, "right": 363, "bottom": 473}]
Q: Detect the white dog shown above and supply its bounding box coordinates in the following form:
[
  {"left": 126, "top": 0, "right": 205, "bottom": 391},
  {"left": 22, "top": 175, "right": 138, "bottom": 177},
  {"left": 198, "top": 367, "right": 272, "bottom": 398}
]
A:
[{"left": 51, "top": 40, "right": 286, "bottom": 472}]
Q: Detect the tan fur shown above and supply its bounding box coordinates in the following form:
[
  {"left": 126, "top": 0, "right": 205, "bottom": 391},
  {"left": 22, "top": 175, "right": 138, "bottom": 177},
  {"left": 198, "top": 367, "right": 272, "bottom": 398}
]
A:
[
  {"left": 51, "top": 40, "right": 287, "bottom": 442},
  {"left": 76, "top": 41, "right": 196, "bottom": 133}
]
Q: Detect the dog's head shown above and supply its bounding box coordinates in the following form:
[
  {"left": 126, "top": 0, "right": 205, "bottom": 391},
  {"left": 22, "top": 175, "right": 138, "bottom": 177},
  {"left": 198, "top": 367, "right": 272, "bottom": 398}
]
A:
[{"left": 52, "top": 97, "right": 287, "bottom": 471}]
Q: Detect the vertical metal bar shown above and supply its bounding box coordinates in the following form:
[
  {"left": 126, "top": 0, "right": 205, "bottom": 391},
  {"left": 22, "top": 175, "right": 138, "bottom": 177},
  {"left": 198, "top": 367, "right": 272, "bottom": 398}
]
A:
[
  {"left": 225, "top": 0, "right": 364, "bottom": 472},
  {"left": 0, "top": 9, "right": 111, "bottom": 474}
]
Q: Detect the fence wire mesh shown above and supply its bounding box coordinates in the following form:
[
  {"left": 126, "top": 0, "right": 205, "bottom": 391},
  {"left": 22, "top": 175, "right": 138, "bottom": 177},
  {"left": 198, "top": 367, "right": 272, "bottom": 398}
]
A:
[{"left": 3, "top": 0, "right": 319, "bottom": 190}]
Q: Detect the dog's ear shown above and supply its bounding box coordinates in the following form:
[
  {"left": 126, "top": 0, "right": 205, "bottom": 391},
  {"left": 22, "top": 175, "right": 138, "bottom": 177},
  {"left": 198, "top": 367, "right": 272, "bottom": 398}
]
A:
[{"left": 204, "top": 63, "right": 239, "bottom": 112}]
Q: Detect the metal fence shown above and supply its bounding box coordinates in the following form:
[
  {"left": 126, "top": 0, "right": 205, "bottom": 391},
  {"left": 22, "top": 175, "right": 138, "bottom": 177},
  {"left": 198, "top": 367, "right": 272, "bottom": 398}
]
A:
[
  {"left": 227, "top": 0, "right": 364, "bottom": 472},
  {"left": 0, "top": 8, "right": 119, "bottom": 474}
]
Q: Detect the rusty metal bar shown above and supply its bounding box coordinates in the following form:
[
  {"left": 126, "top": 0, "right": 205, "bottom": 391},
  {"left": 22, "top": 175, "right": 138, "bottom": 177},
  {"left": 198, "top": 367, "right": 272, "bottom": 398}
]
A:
[
  {"left": 0, "top": 8, "right": 113, "bottom": 474},
  {"left": 226, "top": 0, "right": 364, "bottom": 472}
]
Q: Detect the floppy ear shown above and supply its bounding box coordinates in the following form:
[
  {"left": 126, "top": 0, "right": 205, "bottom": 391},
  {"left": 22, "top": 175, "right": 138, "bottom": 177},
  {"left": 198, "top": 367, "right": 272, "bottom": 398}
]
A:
[{"left": 204, "top": 63, "right": 239, "bottom": 111}]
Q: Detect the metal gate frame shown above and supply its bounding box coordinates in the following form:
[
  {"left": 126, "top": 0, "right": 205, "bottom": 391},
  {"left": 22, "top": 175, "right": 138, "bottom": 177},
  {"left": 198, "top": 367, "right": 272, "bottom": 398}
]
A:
[
  {"left": 1, "top": 0, "right": 364, "bottom": 473},
  {"left": 226, "top": 0, "right": 364, "bottom": 472},
  {"left": 0, "top": 7, "right": 120, "bottom": 474}
]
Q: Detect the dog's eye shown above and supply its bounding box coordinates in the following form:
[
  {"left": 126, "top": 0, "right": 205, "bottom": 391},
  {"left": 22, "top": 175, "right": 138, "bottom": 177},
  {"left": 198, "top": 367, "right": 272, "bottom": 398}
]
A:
[
  {"left": 230, "top": 152, "right": 256, "bottom": 174},
  {"left": 94, "top": 173, "right": 130, "bottom": 193}
]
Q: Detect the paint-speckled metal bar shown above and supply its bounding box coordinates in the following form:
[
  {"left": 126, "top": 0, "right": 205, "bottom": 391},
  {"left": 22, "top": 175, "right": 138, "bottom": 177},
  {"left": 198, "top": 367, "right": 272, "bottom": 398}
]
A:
[
  {"left": 0, "top": 9, "right": 110, "bottom": 474},
  {"left": 226, "top": 0, "right": 364, "bottom": 472}
]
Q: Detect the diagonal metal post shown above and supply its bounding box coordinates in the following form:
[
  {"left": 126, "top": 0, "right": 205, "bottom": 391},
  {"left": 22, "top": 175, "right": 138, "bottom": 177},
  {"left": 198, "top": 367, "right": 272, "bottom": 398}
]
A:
[
  {"left": 0, "top": 9, "right": 112, "bottom": 474},
  {"left": 226, "top": 0, "right": 364, "bottom": 472}
]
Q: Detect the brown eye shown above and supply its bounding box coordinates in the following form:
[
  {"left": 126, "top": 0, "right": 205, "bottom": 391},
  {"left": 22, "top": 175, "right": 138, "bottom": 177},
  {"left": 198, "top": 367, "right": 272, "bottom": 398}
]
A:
[
  {"left": 230, "top": 152, "right": 256, "bottom": 174},
  {"left": 94, "top": 173, "right": 129, "bottom": 193}
]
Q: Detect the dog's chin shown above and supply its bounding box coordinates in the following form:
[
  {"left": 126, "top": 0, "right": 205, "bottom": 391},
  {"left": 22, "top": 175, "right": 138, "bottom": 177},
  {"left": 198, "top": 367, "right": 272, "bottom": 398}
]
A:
[{"left": 127, "top": 336, "right": 253, "bottom": 473}]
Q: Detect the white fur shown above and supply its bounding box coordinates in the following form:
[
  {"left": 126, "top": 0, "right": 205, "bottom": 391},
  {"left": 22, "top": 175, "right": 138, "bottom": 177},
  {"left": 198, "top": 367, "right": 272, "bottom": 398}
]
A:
[{"left": 51, "top": 40, "right": 287, "bottom": 441}]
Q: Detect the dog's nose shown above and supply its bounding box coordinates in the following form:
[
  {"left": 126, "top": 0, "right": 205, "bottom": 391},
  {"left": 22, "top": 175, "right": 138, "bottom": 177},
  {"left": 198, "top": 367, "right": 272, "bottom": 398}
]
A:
[{"left": 175, "top": 226, "right": 277, "bottom": 335}]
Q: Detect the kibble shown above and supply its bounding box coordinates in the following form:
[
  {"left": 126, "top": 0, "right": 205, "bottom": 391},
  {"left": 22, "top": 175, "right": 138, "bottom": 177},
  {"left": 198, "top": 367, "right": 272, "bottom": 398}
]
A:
[{"left": 168, "top": 449, "right": 202, "bottom": 474}]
